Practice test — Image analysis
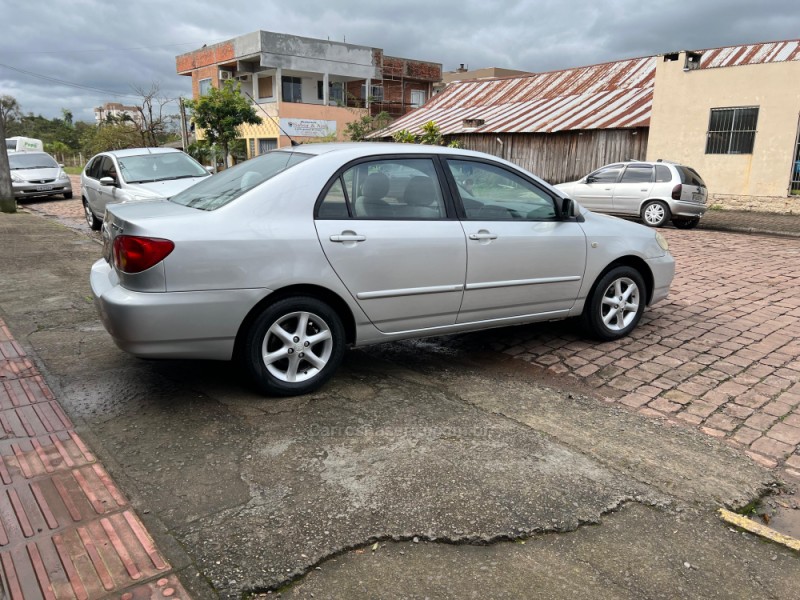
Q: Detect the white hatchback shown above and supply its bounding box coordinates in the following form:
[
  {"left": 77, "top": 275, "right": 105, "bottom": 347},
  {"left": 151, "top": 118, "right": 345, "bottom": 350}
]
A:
[
  {"left": 81, "top": 148, "right": 210, "bottom": 230},
  {"left": 556, "top": 160, "right": 708, "bottom": 229}
]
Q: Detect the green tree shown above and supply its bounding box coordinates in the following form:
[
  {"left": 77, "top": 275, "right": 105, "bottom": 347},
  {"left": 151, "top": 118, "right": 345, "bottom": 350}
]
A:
[
  {"left": 0, "top": 95, "right": 21, "bottom": 213},
  {"left": 391, "top": 121, "right": 459, "bottom": 147},
  {"left": 185, "top": 81, "right": 260, "bottom": 168},
  {"left": 344, "top": 111, "right": 392, "bottom": 142}
]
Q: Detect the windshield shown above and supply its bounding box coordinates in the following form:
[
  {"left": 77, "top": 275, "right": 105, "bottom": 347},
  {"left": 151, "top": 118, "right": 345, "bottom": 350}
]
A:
[
  {"left": 118, "top": 152, "right": 209, "bottom": 184},
  {"left": 5, "top": 140, "right": 15, "bottom": 151},
  {"left": 169, "top": 151, "right": 312, "bottom": 211},
  {"left": 8, "top": 153, "right": 58, "bottom": 169}
]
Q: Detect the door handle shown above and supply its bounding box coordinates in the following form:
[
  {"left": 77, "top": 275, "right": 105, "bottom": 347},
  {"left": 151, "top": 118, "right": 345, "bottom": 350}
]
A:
[
  {"left": 468, "top": 232, "right": 498, "bottom": 241},
  {"left": 330, "top": 233, "right": 366, "bottom": 242}
]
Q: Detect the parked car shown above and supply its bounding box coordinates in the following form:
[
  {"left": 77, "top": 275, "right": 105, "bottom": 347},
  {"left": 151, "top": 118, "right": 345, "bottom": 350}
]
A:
[
  {"left": 91, "top": 143, "right": 675, "bottom": 396},
  {"left": 81, "top": 148, "right": 210, "bottom": 230},
  {"left": 555, "top": 160, "right": 708, "bottom": 229},
  {"left": 8, "top": 151, "right": 73, "bottom": 200}
]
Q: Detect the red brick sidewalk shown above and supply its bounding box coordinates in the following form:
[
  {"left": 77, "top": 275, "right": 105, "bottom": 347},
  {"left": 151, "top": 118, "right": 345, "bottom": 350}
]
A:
[
  {"left": 0, "top": 320, "right": 188, "bottom": 599},
  {"left": 487, "top": 229, "right": 800, "bottom": 477}
]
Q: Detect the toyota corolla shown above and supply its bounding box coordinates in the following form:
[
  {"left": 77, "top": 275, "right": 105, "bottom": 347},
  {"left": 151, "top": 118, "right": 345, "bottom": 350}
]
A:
[{"left": 91, "top": 143, "right": 674, "bottom": 396}]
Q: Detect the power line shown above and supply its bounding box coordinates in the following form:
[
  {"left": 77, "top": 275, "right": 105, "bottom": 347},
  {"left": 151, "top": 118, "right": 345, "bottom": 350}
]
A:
[
  {"left": 0, "top": 39, "right": 229, "bottom": 56},
  {"left": 0, "top": 63, "right": 142, "bottom": 99}
]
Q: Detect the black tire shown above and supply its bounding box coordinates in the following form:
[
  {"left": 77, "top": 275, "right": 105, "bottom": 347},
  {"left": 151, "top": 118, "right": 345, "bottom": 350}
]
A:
[
  {"left": 581, "top": 266, "right": 646, "bottom": 341},
  {"left": 673, "top": 217, "right": 700, "bottom": 230},
  {"left": 83, "top": 198, "right": 101, "bottom": 230},
  {"left": 63, "top": 191, "right": 73, "bottom": 200},
  {"left": 640, "top": 200, "right": 670, "bottom": 227},
  {"left": 244, "top": 296, "right": 346, "bottom": 396}
]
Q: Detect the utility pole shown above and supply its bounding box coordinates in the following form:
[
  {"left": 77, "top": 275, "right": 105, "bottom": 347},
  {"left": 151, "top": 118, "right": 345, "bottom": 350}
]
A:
[{"left": 179, "top": 98, "right": 189, "bottom": 150}]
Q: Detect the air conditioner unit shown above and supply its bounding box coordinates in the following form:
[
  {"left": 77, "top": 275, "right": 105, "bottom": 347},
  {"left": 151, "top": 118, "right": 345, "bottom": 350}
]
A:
[
  {"left": 235, "top": 74, "right": 251, "bottom": 82},
  {"left": 219, "top": 70, "right": 233, "bottom": 81}
]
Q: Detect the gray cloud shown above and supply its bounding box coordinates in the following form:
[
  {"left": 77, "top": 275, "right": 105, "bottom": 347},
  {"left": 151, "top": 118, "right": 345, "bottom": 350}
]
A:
[{"left": 1, "top": 0, "right": 798, "bottom": 122}]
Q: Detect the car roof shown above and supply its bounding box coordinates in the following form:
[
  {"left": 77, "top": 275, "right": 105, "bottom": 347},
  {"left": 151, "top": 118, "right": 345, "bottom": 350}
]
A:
[
  {"left": 101, "top": 148, "right": 184, "bottom": 158},
  {"left": 278, "top": 142, "right": 491, "bottom": 159}
]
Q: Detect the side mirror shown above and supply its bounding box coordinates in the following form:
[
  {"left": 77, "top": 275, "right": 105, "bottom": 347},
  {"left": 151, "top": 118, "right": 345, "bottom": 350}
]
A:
[
  {"left": 585, "top": 175, "right": 596, "bottom": 184},
  {"left": 99, "top": 176, "right": 116, "bottom": 187},
  {"left": 560, "top": 196, "right": 574, "bottom": 219}
]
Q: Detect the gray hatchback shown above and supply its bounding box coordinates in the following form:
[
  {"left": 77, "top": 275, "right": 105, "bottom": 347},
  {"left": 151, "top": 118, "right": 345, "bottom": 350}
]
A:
[
  {"left": 9, "top": 151, "right": 73, "bottom": 200},
  {"left": 556, "top": 160, "right": 708, "bottom": 229}
]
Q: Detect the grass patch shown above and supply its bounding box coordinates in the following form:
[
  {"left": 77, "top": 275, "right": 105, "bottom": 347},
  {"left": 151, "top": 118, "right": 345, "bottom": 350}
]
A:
[{"left": 64, "top": 166, "right": 84, "bottom": 175}]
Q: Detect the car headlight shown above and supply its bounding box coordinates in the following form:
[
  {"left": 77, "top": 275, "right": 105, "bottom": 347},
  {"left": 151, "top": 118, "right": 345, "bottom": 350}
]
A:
[
  {"left": 10, "top": 172, "right": 24, "bottom": 183},
  {"left": 655, "top": 231, "right": 669, "bottom": 251},
  {"left": 57, "top": 170, "right": 70, "bottom": 181}
]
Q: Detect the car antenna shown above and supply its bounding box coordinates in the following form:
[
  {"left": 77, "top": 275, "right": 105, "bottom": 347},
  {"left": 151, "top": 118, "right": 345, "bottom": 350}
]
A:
[{"left": 243, "top": 91, "right": 301, "bottom": 147}]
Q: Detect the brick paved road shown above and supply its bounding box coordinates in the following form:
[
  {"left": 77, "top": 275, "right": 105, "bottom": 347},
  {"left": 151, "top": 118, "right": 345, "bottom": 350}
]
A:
[
  {"left": 18, "top": 186, "right": 800, "bottom": 478},
  {"left": 478, "top": 229, "right": 800, "bottom": 476}
]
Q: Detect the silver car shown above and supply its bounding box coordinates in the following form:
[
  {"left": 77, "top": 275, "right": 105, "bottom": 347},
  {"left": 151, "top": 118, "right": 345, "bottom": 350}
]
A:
[
  {"left": 91, "top": 144, "right": 675, "bottom": 396},
  {"left": 9, "top": 151, "right": 73, "bottom": 200},
  {"left": 556, "top": 160, "right": 708, "bottom": 229},
  {"left": 81, "top": 148, "right": 210, "bottom": 230}
]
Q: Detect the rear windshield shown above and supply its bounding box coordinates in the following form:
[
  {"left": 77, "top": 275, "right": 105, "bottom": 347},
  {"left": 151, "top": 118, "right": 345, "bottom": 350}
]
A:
[
  {"left": 677, "top": 166, "right": 706, "bottom": 187},
  {"left": 8, "top": 153, "right": 58, "bottom": 169},
  {"left": 169, "top": 151, "right": 312, "bottom": 210}
]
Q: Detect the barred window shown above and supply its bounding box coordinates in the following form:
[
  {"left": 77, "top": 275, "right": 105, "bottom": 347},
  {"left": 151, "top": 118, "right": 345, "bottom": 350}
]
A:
[{"left": 705, "top": 107, "right": 758, "bottom": 154}]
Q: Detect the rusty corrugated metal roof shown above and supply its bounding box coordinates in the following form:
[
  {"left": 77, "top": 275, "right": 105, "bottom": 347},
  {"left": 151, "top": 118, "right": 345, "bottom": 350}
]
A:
[
  {"left": 374, "top": 39, "right": 800, "bottom": 137},
  {"left": 375, "top": 56, "right": 656, "bottom": 136},
  {"left": 699, "top": 39, "right": 800, "bottom": 68}
]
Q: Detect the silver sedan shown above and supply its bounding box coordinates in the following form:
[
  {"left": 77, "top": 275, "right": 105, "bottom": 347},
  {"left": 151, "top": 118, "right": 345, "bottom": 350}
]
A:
[{"left": 91, "top": 143, "right": 674, "bottom": 396}]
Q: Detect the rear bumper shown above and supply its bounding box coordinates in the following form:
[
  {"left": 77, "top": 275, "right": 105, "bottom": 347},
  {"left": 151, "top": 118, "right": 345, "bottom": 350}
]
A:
[
  {"left": 90, "top": 259, "right": 270, "bottom": 360},
  {"left": 668, "top": 200, "right": 707, "bottom": 219}
]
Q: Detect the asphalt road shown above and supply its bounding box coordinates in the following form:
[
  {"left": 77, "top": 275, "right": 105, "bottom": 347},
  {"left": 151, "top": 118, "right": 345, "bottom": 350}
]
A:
[{"left": 0, "top": 211, "right": 797, "bottom": 599}]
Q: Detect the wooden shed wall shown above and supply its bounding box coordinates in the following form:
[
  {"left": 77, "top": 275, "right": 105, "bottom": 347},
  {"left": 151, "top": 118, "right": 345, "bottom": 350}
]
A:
[{"left": 444, "top": 128, "right": 649, "bottom": 185}]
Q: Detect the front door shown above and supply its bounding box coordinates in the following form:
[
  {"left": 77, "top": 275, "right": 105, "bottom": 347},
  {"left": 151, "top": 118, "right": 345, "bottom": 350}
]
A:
[
  {"left": 567, "top": 164, "right": 623, "bottom": 212},
  {"left": 444, "top": 159, "right": 587, "bottom": 324}
]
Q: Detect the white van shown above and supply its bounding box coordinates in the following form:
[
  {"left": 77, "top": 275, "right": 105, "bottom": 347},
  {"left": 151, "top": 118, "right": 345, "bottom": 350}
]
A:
[{"left": 5, "top": 137, "right": 44, "bottom": 153}]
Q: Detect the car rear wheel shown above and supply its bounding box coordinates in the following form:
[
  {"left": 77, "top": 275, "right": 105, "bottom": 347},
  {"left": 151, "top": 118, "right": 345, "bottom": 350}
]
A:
[
  {"left": 244, "top": 296, "right": 345, "bottom": 396},
  {"left": 641, "top": 200, "right": 670, "bottom": 227},
  {"left": 673, "top": 217, "right": 700, "bottom": 230},
  {"left": 83, "top": 198, "right": 101, "bottom": 230},
  {"left": 581, "top": 266, "right": 645, "bottom": 341}
]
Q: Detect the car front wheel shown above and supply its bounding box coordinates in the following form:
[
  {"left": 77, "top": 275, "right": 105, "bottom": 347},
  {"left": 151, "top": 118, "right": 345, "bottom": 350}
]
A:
[
  {"left": 244, "top": 296, "right": 346, "bottom": 396},
  {"left": 83, "top": 198, "right": 101, "bottom": 230},
  {"left": 581, "top": 266, "right": 646, "bottom": 341},
  {"left": 641, "top": 200, "right": 670, "bottom": 227}
]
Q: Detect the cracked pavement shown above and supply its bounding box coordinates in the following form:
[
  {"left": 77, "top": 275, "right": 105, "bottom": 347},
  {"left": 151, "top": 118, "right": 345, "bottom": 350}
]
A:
[{"left": 1, "top": 211, "right": 798, "bottom": 599}]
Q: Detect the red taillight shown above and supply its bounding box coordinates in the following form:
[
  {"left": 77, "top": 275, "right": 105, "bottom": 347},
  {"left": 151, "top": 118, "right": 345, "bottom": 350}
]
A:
[
  {"left": 671, "top": 184, "right": 682, "bottom": 200},
  {"left": 113, "top": 236, "right": 174, "bottom": 274}
]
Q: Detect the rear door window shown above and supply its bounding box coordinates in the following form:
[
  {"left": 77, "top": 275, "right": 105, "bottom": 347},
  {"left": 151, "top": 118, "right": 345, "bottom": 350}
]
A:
[
  {"left": 655, "top": 165, "right": 672, "bottom": 182},
  {"left": 318, "top": 158, "right": 446, "bottom": 220},
  {"left": 620, "top": 165, "right": 654, "bottom": 183}
]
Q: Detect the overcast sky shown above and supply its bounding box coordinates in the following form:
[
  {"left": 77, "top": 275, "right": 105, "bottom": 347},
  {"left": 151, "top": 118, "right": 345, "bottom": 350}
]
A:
[{"left": 2, "top": 0, "right": 799, "bottom": 123}]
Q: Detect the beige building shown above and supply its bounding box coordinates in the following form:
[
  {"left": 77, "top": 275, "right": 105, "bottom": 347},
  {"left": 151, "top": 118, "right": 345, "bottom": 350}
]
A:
[{"left": 647, "top": 42, "right": 800, "bottom": 211}]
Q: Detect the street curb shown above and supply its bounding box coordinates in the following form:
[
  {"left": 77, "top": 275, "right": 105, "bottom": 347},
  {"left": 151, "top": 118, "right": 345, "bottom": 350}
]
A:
[
  {"left": 718, "top": 508, "right": 800, "bottom": 552},
  {"left": 698, "top": 224, "right": 800, "bottom": 238}
]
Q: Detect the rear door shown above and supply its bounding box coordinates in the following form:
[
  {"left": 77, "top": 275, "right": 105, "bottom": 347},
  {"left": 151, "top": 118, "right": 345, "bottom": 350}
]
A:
[
  {"left": 315, "top": 156, "right": 467, "bottom": 334},
  {"left": 676, "top": 166, "right": 708, "bottom": 204},
  {"left": 612, "top": 164, "right": 655, "bottom": 215}
]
